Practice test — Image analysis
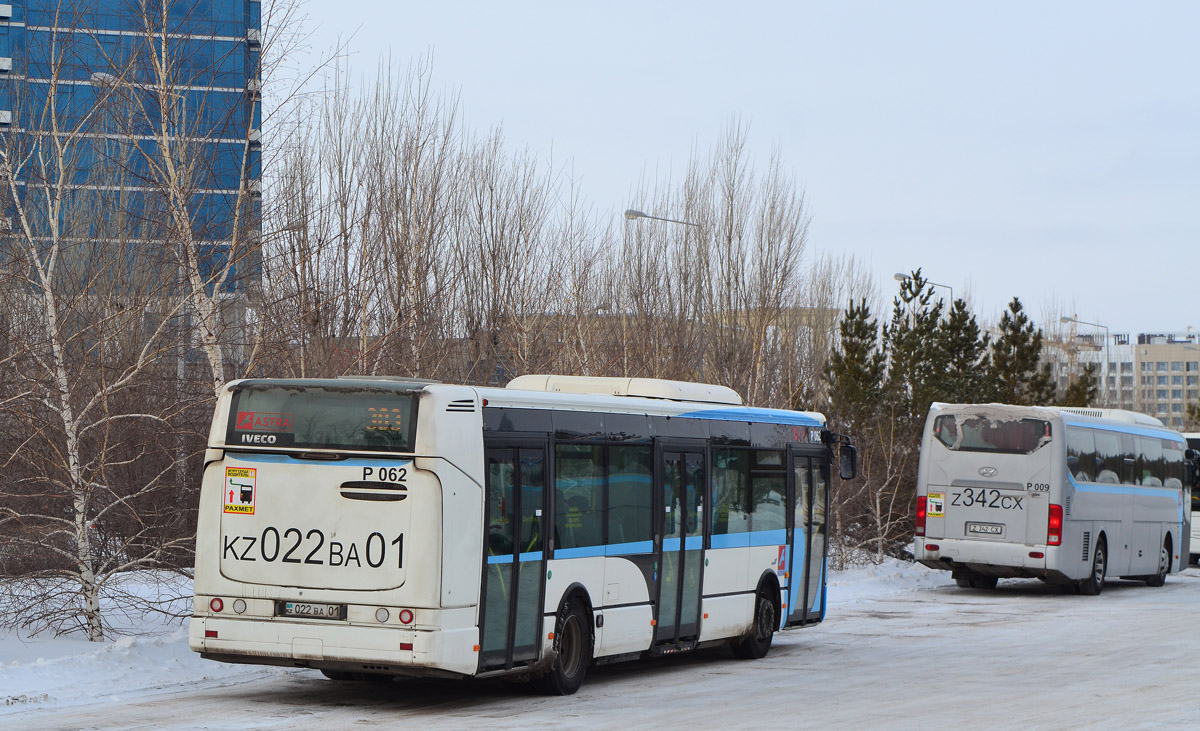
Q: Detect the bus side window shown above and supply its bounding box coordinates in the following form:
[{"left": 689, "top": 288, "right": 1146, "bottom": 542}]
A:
[{"left": 1066, "top": 427, "right": 1096, "bottom": 482}]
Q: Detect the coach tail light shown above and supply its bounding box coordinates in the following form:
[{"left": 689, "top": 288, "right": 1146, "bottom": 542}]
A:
[
  {"left": 915, "top": 496, "right": 928, "bottom": 537},
  {"left": 209, "top": 597, "right": 224, "bottom": 613},
  {"left": 1047, "top": 504, "right": 1063, "bottom": 546}
]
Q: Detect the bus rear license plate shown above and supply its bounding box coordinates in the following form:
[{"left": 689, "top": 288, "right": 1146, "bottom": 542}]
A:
[
  {"left": 279, "top": 601, "right": 345, "bottom": 620},
  {"left": 967, "top": 522, "right": 1004, "bottom": 537}
]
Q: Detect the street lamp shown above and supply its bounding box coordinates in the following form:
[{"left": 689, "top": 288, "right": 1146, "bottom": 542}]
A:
[
  {"left": 1060, "top": 315, "right": 1111, "bottom": 405},
  {"left": 624, "top": 208, "right": 700, "bottom": 227},
  {"left": 893, "top": 272, "right": 954, "bottom": 303}
]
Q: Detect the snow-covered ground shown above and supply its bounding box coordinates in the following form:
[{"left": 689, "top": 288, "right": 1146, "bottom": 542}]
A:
[{"left": 4, "top": 562, "right": 1198, "bottom": 729}]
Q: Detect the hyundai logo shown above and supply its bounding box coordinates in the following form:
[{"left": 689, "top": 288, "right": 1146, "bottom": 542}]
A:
[{"left": 979, "top": 466, "right": 998, "bottom": 478}]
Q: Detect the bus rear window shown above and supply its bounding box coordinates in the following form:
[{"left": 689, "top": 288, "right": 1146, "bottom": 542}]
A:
[
  {"left": 933, "top": 414, "right": 1051, "bottom": 455},
  {"left": 227, "top": 384, "right": 417, "bottom": 452}
]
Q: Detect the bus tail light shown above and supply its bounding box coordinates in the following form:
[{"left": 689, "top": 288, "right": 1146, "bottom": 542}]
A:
[
  {"left": 210, "top": 598, "right": 224, "bottom": 613},
  {"left": 1047, "top": 504, "right": 1063, "bottom": 546},
  {"left": 925, "top": 544, "right": 939, "bottom": 552},
  {"left": 915, "top": 496, "right": 927, "bottom": 537}
]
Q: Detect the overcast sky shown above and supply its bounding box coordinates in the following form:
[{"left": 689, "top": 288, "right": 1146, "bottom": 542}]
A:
[{"left": 295, "top": 1, "right": 1198, "bottom": 336}]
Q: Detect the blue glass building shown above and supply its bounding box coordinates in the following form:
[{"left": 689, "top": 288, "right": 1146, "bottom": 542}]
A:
[{"left": 0, "top": 0, "right": 262, "bottom": 291}]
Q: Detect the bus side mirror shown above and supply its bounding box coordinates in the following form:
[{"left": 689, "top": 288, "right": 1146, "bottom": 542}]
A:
[{"left": 840, "top": 445, "right": 858, "bottom": 481}]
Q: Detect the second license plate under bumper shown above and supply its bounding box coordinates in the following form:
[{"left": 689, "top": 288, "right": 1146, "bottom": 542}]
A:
[{"left": 966, "top": 522, "right": 1005, "bottom": 537}]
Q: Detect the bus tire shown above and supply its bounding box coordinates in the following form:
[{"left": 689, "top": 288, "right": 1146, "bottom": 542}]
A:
[
  {"left": 1145, "top": 538, "right": 1170, "bottom": 587},
  {"left": 733, "top": 584, "right": 777, "bottom": 660},
  {"left": 1076, "top": 538, "right": 1107, "bottom": 596},
  {"left": 969, "top": 575, "right": 998, "bottom": 590},
  {"left": 537, "top": 595, "right": 592, "bottom": 696}
]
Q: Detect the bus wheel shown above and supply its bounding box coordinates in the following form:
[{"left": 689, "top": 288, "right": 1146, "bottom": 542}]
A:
[
  {"left": 733, "top": 585, "right": 777, "bottom": 659},
  {"left": 969, "top": 575, "right": 998, "bottom": 590},
  {"left": 1145, "top": 540, "right": 1170, "bottom": 587},
  {"left": 538, "top": 596, "right": 591, "bottom": 695},
  {"left": 1076, "top": 538, "right": 1107, "bottom": 596}
]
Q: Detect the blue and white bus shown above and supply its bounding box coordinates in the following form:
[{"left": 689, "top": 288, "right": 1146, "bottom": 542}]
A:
[
  {"left": 190, "top": 375, "right": 856, "bottom": 693},
  {"left": 914, "top": 403, "right": 1196, "bottom": 594}
]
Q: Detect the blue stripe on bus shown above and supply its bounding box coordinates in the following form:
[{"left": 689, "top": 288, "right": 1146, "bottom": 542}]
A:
[
  {"left": 554, "top": 545, "right": 608, "bottom": 560},
  {"left": 226, "top": 452, "right": 412, "bottom": 467},
  {"left": 749, "top": 529, "right": 788, "bottom": 546},
  {"left": 606, "top": 540, "right": 655, "bottom": 556},
  {"left": 711, "top": 530, "right": 790, "bottom": 549},
  {"left": 685, "top": 535, "right": 702, "bottom": 551},
  {"left": 486, "top": 551, "right": 544, "bottom": 565},
  {"left": 1071, "top": 480, "right": 1182, "bottom": 498},
  {"left": 1061, "top": 419, "right": 1186, "bottom": 444},
  {"left": 676, "top": 408, "right": 824, "bottom": 427},
  {"left": 710, "top": 533, "right": 750, "bottom": 549}
]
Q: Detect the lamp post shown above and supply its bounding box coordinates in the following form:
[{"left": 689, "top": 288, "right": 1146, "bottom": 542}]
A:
[
  {"left": 622, "top": 208, "right": 701, "bottom": 375},
  {"left": 1060, "top": 315, "right": 1110, "bottom": 405},
  {"left": 893, "top": 271, "right": 953, "bottom": 303},
  {"left": 624, "top": 208, "right": 700, "bottom": 227}
]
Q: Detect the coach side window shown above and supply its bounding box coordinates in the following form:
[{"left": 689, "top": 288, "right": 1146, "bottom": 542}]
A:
[
  {"left": 1066, "top": 428, "right": 1097, "bottom": 482},
  {"left": 749, "top": 450, "right": 787, "bottom": 532},
  {"left": 608, "top": 445, "right": 653, "bottom": 545},
  {"left": 1163, "top": 440, "right": 1185, "bottom": 489},
  {"left": 1093, "top": 431, "right": 1122, "bottom": 484},
  {"left": 712, "top": 449, "right": 750, "bottom": 535},
  {"left": 556, "top": 445, "right": 604, "bottom": 549},
  {"left": 1137, "top": 437, "right": 1164, "bottom": 487}
]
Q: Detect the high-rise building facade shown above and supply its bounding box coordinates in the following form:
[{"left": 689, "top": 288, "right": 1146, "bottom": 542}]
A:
[
  {"left": 0, "top": 0, "right": 261, "bottom": 289},
  {"left": 1050, "top": 331, "right": 1200, "bottom": 429}
]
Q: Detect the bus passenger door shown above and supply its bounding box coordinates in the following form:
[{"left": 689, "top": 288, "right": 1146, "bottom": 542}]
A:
[
  {"left": 786, "top": 455, "right": 810, "bottom": 626},
  {"left": 480, "top": 445, "right": 546, "bottom": 671},
  {"left": 788, "top": 455, "right": 829, "bottom": 625},
  {"left": 656, "top": 448, "right": 705, "bottom": 645}
]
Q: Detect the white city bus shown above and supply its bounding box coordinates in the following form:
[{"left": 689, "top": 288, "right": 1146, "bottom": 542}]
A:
[
  {"left": 914, "top": 403, "right": 1196, "bottom": 595},
  {"left": 189, "top": 375, "right": 856, "bottom": 693},
  {"left": 1187, "top": 433, "right": 1200, "bottom": 564}
]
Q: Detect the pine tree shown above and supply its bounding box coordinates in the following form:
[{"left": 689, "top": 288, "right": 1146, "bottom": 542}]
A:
[
  {"left": 938, "top": 298, "right": 991, "bottom": 403},
  {"left": 826, "top": 298, "right": 886, "bottom": 430},
  {"left": 883, "top": 270, "right": 945, "bottom": 424},
  {"left": 1060, "top": 363, "right": 1098, "bottom": 407},
  {"left": 989, "top": 297, "right": 1056, "bottom": 405}
]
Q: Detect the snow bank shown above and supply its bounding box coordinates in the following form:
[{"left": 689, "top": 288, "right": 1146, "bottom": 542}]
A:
[{"left": 826, "top": 557, "right": 950, "bottom": 607}]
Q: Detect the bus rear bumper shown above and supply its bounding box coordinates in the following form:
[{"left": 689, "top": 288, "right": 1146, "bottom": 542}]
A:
[
  {"left": 915, "top": 539, "right": 1069, "bottom": 582},
  {"left": 188, "top": 616, "right": 480, "bottom": 677}
]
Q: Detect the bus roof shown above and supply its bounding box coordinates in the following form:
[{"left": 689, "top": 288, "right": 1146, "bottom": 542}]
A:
[{"left": 928, "top": 402, "right": 1181, "bottom": 439}]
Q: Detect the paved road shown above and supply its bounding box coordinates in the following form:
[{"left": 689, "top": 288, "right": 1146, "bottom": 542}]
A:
[{"left": 15, "top": 570, "right": 1200, "bottom": 730}]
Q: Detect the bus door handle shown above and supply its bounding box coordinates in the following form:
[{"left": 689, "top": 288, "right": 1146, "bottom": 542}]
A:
[{"left": 338, "top": 481, "right": 408, "bottom": 502}]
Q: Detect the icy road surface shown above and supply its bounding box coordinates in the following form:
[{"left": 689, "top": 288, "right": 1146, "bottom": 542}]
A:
[{"left": 5, "top": 562, "right": 1199, "bottom": 730}]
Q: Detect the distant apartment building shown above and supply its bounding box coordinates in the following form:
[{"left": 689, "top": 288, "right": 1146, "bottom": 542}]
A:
[
  {"left": 0, "top": 0, "right": 262, "bottom": 289},
  {"left": 1048, "top": 330, "right": 1200, "bottom": 428}
]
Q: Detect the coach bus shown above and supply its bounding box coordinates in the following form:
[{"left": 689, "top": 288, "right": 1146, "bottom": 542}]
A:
[
  {"left": 914, "top": 403, "right": 1196, "bottom": 595},
  {"left": 189, "top": 375, "right": 856, "bottom": 694}
]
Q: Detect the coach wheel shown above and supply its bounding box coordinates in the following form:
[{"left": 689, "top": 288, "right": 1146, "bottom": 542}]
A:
[
  {"left": 954, "top": 575, "right": 972, "bottom": 588},
  {"left": 1076, "top": 538, "right": 1107, "bottom": 596},
  {"left": 537, "top": 595, "right": 592, "bottom": 695},
  {"left": 733, "top": 584, "right": 777, "bottom": 659},
  {"left": 1145, "top": 540, "right": 1170, "bottom": 588}
]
